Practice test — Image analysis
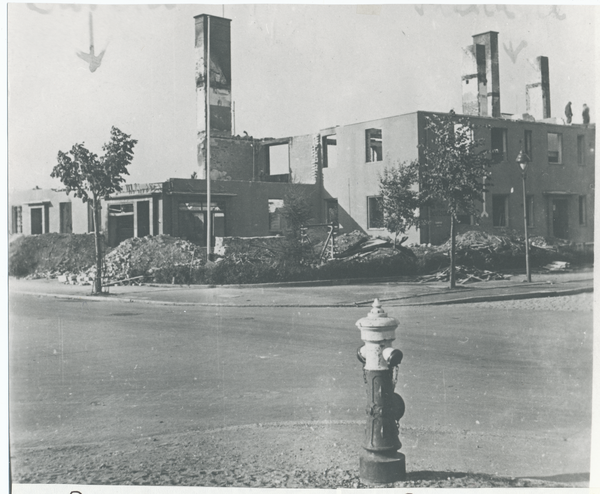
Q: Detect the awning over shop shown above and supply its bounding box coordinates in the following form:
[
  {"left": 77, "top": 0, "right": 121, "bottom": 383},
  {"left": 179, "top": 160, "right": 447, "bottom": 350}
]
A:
[{"left": 24, "top": 200, "right": 52, "bottom": 205}]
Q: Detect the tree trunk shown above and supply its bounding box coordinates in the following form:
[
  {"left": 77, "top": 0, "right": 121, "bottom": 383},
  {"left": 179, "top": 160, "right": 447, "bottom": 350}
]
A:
[
  {"left": 92, "top": 197, "right": 102, "bottom": 294},
  {"left": 449, "top": 215, "right": 456, "bottom": 289}
]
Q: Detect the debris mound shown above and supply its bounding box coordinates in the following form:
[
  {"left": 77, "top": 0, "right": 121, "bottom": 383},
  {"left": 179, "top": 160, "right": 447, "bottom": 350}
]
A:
[
  {"left": 97, "top": 235, "right": 207, "bottom": 285},
  {"left": 9, "top": 233, "right": 105, "bottom": 279},
  {"left": 418, "top": 265, "right": 509, "bottom": 283},
  {"left": 333, "top": 230, "right": 370, "bottom": 258}
]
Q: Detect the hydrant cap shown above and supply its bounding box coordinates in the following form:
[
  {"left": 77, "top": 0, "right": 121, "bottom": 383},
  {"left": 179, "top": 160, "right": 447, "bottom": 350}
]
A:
[{"left": 356, "top": 299, "right": 399, "bottom": 331}]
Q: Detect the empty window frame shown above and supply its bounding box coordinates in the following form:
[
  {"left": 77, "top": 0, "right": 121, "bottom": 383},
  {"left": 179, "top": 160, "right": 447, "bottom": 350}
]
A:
[
  {"left": 325, "top": 199, "right": 339, "bottom": 226},
  {"left": 366, "top": 128, "right": 383, "bottom": 163},
  {"left": 367, "top": 196, "right": 384, "bottom": 229},
  {"left": 526, "top": 195, "right": 534, "bottom": 228},
  {"left": 322, "top": 135, "right": 337, "bottom": 168},
  {"left": 456, "top": 213, "right": 472, "bottom": 225},
  {"left": 577, "top": 135, "right": 585, "bottom": 165},
  {"left": 492, "top": 194, "right": 509, "bottom": 227},
  {"left": 268, "top": 199, "right": 285, "bottom": 233},
  {"left": 59, "top": 202, "right": 73, "bottom": 233},
  {"left": 11, "top": 206, "right": 22, "bottom": 234},
  {"left": 491, "top": 128, "right": 507, "bottom": 163},
  {"left": 454, "top": 123, "right": 474, "bottom": 144},
  {"left": 524, "top": 130, "right": 533, "bottom": 161},
  {"left": 267, "top": 144, "right": 290, "bottom": 176},
  {"left": 547, "top": 132, "right": 563, "bottom": 164},
  {"left": 579, "top": 195, "right": 587, "bottom": 225}
]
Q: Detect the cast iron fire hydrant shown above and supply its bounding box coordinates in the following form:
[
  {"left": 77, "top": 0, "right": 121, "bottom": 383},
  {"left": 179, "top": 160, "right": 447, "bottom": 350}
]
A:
[{"left": 356, "top": 299, "right": 406, "bottom": 484}]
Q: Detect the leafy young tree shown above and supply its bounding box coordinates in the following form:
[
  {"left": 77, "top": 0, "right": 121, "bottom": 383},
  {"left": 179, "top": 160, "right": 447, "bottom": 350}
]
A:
[
  {"left": 378, "top": 162, "right": 421, "bottom": 248},
  {"left": 419, "top": 111, "right": 492, "bottom": 288},
  {"left": 51, "top": 127, "right": 137, "bottom": 294},
  {"left": 280, "top": 191, "right": 313, "bottom": 239}
]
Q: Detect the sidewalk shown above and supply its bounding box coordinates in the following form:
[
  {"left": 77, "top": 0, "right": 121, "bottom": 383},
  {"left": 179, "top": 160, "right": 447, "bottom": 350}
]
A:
[{"left": 9, "top": 269, "right": 593, "bottom": 307}]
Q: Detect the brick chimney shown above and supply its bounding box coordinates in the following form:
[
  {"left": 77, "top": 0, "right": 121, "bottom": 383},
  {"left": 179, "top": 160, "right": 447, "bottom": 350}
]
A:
[
  {"left": 461, "top": 31, "right": 500, "bottom": 117},
  {"left": 526, "top": 56, "right": 551, "bottom": 120},
  {"left": 194, "top": 14, "right": 232, "bottom": 176}
]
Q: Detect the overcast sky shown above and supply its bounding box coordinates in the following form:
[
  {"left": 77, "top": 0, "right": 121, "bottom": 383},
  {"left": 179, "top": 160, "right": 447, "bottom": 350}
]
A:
[{"left": 7, "top": 3, "right": 596, "bottom": 193}]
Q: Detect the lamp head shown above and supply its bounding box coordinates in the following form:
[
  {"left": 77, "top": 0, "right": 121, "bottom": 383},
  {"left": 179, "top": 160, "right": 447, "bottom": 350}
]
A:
[{"left": 516, "top": 150, "right": 530, "bottom": 172}]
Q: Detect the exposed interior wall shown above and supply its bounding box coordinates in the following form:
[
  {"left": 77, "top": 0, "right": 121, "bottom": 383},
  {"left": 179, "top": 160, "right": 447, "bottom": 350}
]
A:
[
  {"left": 288, "top": 134, "right": 317, "bottom": 184},
  {"left": 208, "top": 136, "right": 255, "bottom": 181}
]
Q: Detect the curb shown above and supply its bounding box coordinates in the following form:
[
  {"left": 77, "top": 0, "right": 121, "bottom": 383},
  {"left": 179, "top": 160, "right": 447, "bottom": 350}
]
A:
[
  {"left": 401, "top": 286, "right": 593, "bottom": 306},
  {"left": 12, "top": 285, "right": 593, "bottom": 308}
]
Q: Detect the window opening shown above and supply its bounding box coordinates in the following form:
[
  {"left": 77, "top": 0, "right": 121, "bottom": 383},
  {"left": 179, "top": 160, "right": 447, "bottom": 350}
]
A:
[
  {"left": 268, "top": 144, "right": 290, "bottom": 176},
  {"left": 577, "top": 135, "right": 585, "bottom": 165},
  {"left": 322, "top": 136, "right": 337, "bottom": 168},
  {"left": 491, "top": 128, "right": 507, "bottom": 163},
  {"left": 325, "top": 199, "right": 338, "bottom": 226},
  {"left": 492, "top": 195, "right": 508, "bottom": 227},
  {"left": 456, "top": 214, "right": 472, "bottom": 225},
  {"left": 11, "top": 206, "right": 22, "bottom": 234},
  {"left": 59, "top": 202, "right": 73, "bottom": 234},
  {"left": 367, "top": 196, "right": 384, "bottom": 229},
  {"left": 268, "top": 199, "right": 285, "bottom": 233},
  {"left": 524, "top": 130, "right": 533, "bottom": 160},
  {"left": 579, "top": 196, "right": 587, "bottom": 225},
  {"left": 547, "top": 133, "right": 562, "bottom": 164},
  {"left": 366, "top": 129, "right": 383, "bottom": 162}
]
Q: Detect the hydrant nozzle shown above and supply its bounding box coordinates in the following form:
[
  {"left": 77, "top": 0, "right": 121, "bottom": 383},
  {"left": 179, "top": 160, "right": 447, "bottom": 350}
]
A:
[{"left": 356, "top": 299, "right": 406, "bottom": 484}]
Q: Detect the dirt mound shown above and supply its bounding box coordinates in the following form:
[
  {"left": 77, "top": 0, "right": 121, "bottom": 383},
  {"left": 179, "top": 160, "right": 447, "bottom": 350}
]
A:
[{"left": 9, "top": 233, "right": 106, "bottom": 279}]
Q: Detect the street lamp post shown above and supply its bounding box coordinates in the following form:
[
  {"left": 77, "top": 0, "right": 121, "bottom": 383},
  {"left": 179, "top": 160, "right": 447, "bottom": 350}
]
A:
[{"left": 516, "top": 150, "right": 531, "bottom": 283}]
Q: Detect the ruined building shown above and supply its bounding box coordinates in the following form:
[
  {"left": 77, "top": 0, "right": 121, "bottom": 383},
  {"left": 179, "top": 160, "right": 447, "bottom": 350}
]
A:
[{"left": 11, "top": 20, "right": 595, "bottom": 248}]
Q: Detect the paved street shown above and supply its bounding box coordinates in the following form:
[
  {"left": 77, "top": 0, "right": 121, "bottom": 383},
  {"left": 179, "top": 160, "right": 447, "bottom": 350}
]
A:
[{"left": 9, "top": 287, "right": 593, "bottom": 485}]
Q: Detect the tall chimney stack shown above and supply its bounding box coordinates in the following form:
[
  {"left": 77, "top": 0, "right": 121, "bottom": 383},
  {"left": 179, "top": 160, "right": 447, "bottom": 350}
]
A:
[
  {"left": 194, "top": 14, "right": 232, "bottom": 177},
  {"left": 526, "top": 56, "right": 551, "bottom": 120},
  {"left": 461, "top": 31, "right": 500, "bottom": 117}
]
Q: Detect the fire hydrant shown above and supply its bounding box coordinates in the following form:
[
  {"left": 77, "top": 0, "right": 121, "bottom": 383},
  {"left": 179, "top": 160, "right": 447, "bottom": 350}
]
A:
[{"left": 356, "top": 299, "right": 406, "bottom": 484}]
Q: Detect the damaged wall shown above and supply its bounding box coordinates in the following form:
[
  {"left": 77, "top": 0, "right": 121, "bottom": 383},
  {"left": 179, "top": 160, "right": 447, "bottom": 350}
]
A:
[
  {"left": 206, "top": 136, "right": 255, "bottom": 181},
  {"left": 321, "top": 112, "right": 422, "bottom": 245},
  {"left": 163, "top": 178, "right": 322, "bottom": 241}
]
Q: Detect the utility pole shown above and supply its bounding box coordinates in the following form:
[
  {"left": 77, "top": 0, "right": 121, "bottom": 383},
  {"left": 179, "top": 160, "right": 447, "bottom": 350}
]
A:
[{"left": 206, "top": 16, "right": 213, "bottom": 261}]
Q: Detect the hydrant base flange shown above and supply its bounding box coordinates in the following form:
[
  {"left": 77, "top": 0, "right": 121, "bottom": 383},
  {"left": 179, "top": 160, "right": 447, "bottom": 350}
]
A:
[{"left": 359, "top": 450, "right": 406, "bottom": 484}]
